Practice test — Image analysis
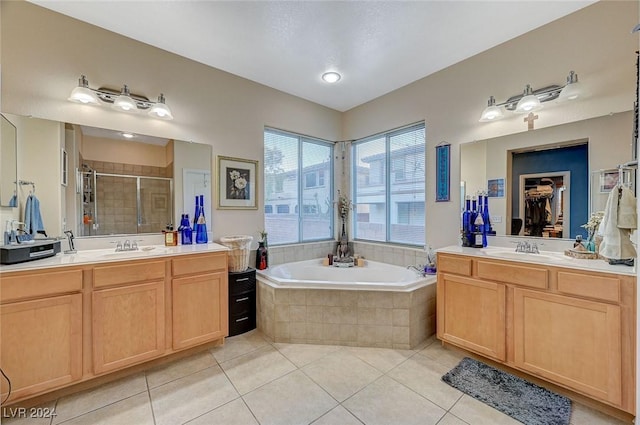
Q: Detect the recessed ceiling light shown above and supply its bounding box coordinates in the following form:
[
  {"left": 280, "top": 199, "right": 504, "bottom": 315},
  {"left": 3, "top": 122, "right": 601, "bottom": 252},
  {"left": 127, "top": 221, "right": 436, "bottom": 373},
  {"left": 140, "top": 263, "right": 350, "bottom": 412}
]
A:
[
  {"left": 122, "top": 132, "right": 135, "bottom": 139},
  {"left": 322, "top": 72, "right": 341, "bottom": 83}
]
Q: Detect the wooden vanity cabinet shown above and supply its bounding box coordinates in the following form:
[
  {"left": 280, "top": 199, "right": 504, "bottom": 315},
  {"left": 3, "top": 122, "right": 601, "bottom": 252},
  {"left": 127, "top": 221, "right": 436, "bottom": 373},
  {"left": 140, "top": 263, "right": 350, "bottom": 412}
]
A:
[
  {"left": 0, "top": 269, "right": 83, "bottom": 401},
  {"left": 92, "top": 260, "right": 166, "bottom": 374},
  {"left": 437, "top": 252, "right": 635, "bottom": 414},
  {"left": 171, "top": 253, "right": 228, "bottom": 350}
]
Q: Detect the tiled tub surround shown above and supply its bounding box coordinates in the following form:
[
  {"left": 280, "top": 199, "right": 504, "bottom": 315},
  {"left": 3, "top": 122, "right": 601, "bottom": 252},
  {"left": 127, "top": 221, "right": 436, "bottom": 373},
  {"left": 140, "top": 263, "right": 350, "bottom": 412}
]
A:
[
  {"left": 262, "top": 240, "right": 426, "bottom": 268},
  {"left": 257, "top": 260, "right": 436, "bottom": 349}
]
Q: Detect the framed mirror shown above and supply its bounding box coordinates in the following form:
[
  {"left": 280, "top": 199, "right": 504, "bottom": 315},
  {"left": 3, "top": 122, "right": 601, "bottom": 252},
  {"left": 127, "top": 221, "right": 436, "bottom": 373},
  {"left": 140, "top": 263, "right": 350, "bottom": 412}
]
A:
[{"left": 1, "top": 114, "right": 18, "bottom": 207}]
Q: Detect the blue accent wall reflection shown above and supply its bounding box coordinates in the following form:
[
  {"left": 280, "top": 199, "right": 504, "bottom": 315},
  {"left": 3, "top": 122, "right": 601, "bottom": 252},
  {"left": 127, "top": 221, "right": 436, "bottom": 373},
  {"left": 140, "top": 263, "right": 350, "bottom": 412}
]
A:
[{"left": 511, "top": 144, "right": 588, "bottom": 239}]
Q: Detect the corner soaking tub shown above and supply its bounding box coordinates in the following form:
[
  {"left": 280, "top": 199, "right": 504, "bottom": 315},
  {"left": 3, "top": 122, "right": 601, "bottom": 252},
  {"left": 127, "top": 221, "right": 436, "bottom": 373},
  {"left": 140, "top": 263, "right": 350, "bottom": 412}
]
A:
[{"left": 255, "top": 259, "right": 437, "bottom": 349}]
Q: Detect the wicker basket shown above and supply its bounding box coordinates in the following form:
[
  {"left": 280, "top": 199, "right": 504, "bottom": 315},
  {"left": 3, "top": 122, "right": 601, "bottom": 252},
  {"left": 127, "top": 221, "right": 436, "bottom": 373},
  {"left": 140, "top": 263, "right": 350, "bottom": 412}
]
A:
[{"left": 219, "top": 235, "right": 253, "bottom": 272}]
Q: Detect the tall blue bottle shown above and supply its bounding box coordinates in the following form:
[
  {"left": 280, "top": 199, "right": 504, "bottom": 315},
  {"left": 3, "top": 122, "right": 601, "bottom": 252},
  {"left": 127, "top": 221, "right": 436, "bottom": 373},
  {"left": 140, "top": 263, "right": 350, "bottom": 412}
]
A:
[
  {"left": 479, "top": 195, "right": 488, "bottom": 247},
  {"left": 181, "top": 214, "right": 193, "bottom": 245},
  {"left": 195, "top": 195, "right": 208, "bottom": 244},
  {"left": 462, "top": 196, "right": 471, "bottom": 247},
  {"left": 470, "top": 197, "right": 478, "bottom": 247}
]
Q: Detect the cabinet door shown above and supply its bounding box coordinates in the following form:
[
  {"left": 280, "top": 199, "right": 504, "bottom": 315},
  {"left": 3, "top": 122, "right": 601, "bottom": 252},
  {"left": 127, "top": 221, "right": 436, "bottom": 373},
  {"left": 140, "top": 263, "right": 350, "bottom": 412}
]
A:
[
  {"left": 513, "top": 288, "right": 622, "bottom": 406},
  {"left": 172, "top": 271, "right": 228, "bottom": 350},
  {"left": 1, "top": 294, "right": 82, "bottom": 401},
  {"left": 93, "top": 281, "right": 165, "bottom": 374},
  {"left": 437, "top": 274, "right": 506, "bottom": 361}
]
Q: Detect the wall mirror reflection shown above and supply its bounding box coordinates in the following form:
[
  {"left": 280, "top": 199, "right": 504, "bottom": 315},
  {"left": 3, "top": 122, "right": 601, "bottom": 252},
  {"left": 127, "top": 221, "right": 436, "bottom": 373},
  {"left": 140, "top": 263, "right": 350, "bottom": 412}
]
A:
[
  {"left": 71, "top": 126, "right": 174, "bottom": 237},
  {"left": 460, "top": 111, "right": 634, "bottom": 241},
  {"left": 1, "top": 114, "right": 18, "bottom": 208}
]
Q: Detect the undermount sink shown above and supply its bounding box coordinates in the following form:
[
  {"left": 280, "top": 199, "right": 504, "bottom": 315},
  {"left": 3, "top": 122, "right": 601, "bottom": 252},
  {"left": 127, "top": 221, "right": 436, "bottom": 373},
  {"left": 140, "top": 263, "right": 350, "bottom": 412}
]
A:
[
  {"left": 73, "top": 246, "right": 170, "bottom": 260},
  {"left": 481, "top": 249, "right": 568, "bottom": 263}
]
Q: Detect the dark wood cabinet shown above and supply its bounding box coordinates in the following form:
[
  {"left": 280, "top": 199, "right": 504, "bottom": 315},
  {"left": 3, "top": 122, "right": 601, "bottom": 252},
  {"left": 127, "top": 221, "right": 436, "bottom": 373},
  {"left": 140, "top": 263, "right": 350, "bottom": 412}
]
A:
[{"left": 228, "top": 268, "right": 256, "bottom": 336}]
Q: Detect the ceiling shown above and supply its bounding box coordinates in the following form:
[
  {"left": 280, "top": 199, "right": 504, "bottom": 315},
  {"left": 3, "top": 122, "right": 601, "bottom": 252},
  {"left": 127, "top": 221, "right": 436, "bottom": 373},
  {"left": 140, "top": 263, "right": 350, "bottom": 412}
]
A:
[
  {"left": 31, "top": 1, "right": 596, "bottom": 112},
  {"left": 80, "top": 126, "right": 170, "bottom": 146}
]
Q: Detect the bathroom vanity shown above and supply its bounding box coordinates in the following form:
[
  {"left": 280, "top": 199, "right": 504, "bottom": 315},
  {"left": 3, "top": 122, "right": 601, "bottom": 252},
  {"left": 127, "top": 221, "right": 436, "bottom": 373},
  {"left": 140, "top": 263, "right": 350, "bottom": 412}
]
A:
[
  {"left": 0, "top": 244, "right": 229, "bottom": 404},
  {"left": 436, "top": 246, "right": 636, "bottom": 416}
]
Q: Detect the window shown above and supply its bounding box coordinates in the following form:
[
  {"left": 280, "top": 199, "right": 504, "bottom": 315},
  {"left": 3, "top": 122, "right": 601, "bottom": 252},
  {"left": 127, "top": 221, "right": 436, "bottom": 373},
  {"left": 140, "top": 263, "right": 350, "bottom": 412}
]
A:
[
  {"left": 264, "top": 128, "right": 334, "bottom": 245},
  {"left": 352, "top": 123, "right": 425, "bottom": 246}
]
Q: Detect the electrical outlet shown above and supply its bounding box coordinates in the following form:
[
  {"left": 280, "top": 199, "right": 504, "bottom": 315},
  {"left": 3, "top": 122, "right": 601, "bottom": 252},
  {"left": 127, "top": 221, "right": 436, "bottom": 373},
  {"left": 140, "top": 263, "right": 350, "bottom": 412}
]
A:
[{"left": 492, "top": 215, "right": 502, "bottom": 223}]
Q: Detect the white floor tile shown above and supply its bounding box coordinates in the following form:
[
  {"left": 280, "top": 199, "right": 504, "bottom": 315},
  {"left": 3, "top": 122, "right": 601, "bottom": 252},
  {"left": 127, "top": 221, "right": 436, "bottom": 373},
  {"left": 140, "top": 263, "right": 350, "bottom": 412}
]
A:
[
  {"left": 437, "top": 413, "right": 470, "bottom": 425},
  {"left": 274, "top": 342, "right": 342, "bottom": 368},
  {"left": 149, "top": 365, "right": 239, "bottom": 425},
  {"left": 343, "top": 376, "right": 446, "bottom": 425},
  {"left": 211, "top": 329, "right": 270, "bottom": 363},
  {"left": 570, "top": 403, "right": 629, "bottom": 425},
  {"left": 311, "top": 405, "right": 363, "bottom": 425},
  {"left": 53, "top": 373, "right": 147, "bottom": 424},
  {"left": 387, "top": 354, "right": 463, "bottom": 410},
  {"left": 345, "top": 346, "right": 414, "bottom": 373},
  {"left": 51, "top": 393, "right": 153, "bottom": 425},
  {"left": 185, "top": 398, "right": 258, "bottom": 425},
  {"left": 220, "top": 345, "right": 297, "bottom": 395},
  {"left": 302, "top": 350, "right": 382, "bottom": 402},
  {"left": 243, "top": 371, "right": 337, "bottom": 425},
  {"left": 417, "top": 341, "right": 465, "bottom": 369},
  {"left": 146, "top": 351, "right": 216, "bottom": 389}
]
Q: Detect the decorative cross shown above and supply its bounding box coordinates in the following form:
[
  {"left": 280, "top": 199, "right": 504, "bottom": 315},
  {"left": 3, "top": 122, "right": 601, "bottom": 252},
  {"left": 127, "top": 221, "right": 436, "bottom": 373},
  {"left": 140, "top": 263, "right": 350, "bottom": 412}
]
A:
[{"left": 524, "top": 112, "right": 539, "bottom": 131}]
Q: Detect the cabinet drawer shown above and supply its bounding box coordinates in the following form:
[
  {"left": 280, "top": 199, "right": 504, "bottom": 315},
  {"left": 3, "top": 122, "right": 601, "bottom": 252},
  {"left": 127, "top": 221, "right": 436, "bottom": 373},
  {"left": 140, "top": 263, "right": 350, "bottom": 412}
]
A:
[
  {"left": 557, "top": 271, "right": 620, "bottom": 303},
  {"left": 477, "top": 260, "right": 548, "bottom": 289},
  {"left": 1, "top": 269, "right": 83, "bottom": 303},
  {"left": 438, "top": 255, "right": 472, "bottom": 276},
  {"left": 229, "top": 291, "right": 255, "bottom": 316},
  {"left": 172, "top": 253, "right": 226, "bottom": 277},
  {"left": 94, "top": 260, "right": 165, "bottom": 288}
]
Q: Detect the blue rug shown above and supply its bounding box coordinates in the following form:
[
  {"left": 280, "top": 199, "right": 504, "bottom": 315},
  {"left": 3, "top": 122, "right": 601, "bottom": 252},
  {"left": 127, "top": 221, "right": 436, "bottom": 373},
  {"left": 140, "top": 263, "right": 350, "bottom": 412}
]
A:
[{"left": 442, "top": 357, "right": 571, "bottom": 425}]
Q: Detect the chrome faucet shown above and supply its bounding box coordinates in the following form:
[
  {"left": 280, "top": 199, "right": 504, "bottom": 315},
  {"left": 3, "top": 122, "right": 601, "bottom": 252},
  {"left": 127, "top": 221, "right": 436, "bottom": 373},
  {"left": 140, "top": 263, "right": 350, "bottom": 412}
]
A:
[
  {"left": 63, "top": 230, "right": 76, "bottom": 254},
  {"left": 123, "top": 239, "right": 131, "bottom": 251},
  {"left": 115, "top": 241, "right": 123, "bottom": 252},
  {"left": 514, "top": 240, "right": 539, "bottom": 254},
  {"left": 407, "top": 264, "right": 426, "bottom": 276}
]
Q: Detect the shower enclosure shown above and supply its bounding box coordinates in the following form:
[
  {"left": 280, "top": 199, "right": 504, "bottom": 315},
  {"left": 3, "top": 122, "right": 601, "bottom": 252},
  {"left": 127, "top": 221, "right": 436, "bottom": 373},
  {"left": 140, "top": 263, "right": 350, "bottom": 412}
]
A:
[{"left": 78, "top": 170, "right": 173, "bottom": 236}]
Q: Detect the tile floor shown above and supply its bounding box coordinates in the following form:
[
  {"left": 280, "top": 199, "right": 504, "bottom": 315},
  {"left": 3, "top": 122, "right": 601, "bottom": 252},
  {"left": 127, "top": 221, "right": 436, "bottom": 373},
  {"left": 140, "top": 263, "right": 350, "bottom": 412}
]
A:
[{"left": 1, "top": 330, "right": 628, "bottom": 425}]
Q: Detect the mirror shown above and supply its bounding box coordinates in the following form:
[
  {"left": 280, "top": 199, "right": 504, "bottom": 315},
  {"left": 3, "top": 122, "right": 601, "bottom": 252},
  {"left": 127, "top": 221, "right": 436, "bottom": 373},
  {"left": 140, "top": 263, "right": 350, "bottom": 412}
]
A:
[
  {"left": 461, "top": 111, "right": 634, "bottom": 240},
  {"left": 5, "top": 113, "right": 212, "bottom": 238},
  {"left": 1, "top": 114, "right": 18, "bottom": 207}
]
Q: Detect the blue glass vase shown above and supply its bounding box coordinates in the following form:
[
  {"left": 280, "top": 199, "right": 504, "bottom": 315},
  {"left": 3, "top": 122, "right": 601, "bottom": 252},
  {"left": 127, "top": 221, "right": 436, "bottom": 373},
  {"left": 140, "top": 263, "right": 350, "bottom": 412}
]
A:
[{"left": 195, "top": 195, "right": 208, "bottom": 244}]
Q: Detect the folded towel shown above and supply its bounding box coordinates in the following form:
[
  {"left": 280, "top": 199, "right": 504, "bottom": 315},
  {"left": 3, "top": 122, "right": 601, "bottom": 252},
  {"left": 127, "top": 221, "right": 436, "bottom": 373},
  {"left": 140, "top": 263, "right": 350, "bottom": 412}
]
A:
[
  {"left": 24, "top": 194, "right": 46, "bottom": 236},
  {"left": 617, "top": 186, "right": 637, "bottom": 230},
  {"left": 599, "top": 187, "right": 636, "bottom": 260}
]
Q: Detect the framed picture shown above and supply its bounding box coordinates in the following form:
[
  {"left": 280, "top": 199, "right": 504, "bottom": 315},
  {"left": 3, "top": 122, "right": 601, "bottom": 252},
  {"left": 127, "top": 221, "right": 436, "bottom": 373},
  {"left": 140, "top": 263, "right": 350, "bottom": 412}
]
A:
[
  {"left": 217, "top": 156, "right": 258, "bottom": 209},
  {"left": 435, "top": 143, "right": 450, "bottom": 202},
  {"left": 487, "top": 178, "right": 505, "bottom": 197},
  {"left": 61, "top": 148, "right": 68, "bottom": 187},
  {"left": 599, "top": 168, "right": 634, "bottom": 193},
  {"left": 599, "top": 169, "right": 619, "bottom": 192}
]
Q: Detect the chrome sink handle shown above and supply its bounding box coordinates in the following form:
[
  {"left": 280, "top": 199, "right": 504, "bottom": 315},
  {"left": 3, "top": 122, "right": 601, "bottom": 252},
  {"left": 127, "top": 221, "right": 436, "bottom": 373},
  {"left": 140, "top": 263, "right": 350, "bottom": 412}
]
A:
[{"left": 114, "top": 240, "right": 123, "bottom": 252}]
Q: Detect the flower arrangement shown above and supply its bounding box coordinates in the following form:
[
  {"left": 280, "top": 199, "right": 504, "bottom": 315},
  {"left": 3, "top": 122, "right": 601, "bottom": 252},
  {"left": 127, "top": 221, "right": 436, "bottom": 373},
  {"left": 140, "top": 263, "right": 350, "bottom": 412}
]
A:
[
  {"left": 336, "top": 190, "right": 353, "bottom": 220},
  {"left": 581, "top": 211, "right": 604, "bottom": 236}
]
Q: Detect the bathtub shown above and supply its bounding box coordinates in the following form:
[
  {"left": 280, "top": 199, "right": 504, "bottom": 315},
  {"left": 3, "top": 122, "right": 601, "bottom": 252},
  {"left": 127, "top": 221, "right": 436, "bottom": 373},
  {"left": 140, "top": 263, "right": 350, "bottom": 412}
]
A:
[
  {"left": 255, "top": 259, "right": 437, "bottom": 349},
  {"left": 256, "top": 258, "right": 434, "bottom": 291}
]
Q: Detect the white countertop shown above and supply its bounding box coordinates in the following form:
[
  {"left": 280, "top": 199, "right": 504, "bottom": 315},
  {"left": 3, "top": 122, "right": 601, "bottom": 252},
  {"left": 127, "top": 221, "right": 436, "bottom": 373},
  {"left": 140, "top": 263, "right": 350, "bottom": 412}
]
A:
[
  {"left": 0, "top": 243, "right": 229, "bottom": 274},
  {"left": 437, "top": 245, "right": 637, "bottom": 276}
]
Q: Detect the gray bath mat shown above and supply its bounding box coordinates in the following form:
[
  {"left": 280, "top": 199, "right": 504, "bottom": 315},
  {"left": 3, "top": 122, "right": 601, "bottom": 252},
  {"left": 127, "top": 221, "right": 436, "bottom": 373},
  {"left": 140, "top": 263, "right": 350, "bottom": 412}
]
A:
[{"left": 442, "top": 357, "right": 571, "bottom": 425}]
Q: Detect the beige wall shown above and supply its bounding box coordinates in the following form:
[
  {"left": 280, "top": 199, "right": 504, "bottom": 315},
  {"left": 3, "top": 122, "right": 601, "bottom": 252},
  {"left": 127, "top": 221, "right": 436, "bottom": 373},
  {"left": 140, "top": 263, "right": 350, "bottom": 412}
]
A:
[
  {"left": 342, "top": 1, "right": 638, "bottom": 248},
  {"left": 0, "top": 1, "right": 341, "bottom": 244}
]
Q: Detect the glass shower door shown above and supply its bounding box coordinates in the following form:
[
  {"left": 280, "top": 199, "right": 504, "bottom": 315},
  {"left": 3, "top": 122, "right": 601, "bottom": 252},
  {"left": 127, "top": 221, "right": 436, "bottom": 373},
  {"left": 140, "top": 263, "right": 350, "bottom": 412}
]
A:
[
  {"left": 94, "top": 174, "right": 138, "bottom": 236},
  {"left": 138, "top": 177, "right": 173, "bottom": 234}
]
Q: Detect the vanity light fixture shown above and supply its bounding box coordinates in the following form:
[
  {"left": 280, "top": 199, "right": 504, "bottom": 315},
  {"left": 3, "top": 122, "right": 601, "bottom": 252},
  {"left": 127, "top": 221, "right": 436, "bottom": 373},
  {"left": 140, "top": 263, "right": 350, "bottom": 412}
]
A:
[
  {"left": 68, "top": 75, "right": 100, "bottom": 105},
  {"left": 479, "top": 71, "right": 582, "bottom": 122},
  {"left": 67, "top": 75, "right": 174, "bottom": 120},
  {"left": 322, "top": 71, "right": 341, "bottom": 83}
]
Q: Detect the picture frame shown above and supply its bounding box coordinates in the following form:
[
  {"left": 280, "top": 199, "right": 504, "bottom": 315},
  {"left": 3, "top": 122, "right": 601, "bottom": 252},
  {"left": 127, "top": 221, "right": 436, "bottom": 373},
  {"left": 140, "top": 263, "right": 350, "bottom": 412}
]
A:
[
  {"left": 217, "top": 156, "right": 258, "bottom": 209},
  {"left": 435, "top": 143, "right": 450, "bottom": 202},
  {"left": 487, "top": 178, "right": 505, "bottom": 197},
  {"left": 599, "top": 168, "right": 634, "bottom": 193},
  {"left": 599, "top": 169, "right": 619, "bottom": 192}
]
